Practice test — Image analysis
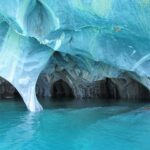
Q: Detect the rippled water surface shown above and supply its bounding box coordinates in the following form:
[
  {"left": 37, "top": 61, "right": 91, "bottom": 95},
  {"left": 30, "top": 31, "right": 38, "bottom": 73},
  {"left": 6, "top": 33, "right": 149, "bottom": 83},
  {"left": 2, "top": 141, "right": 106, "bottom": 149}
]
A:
[{"left": 0, "top": 99, "right": 150, "bottom": 150}]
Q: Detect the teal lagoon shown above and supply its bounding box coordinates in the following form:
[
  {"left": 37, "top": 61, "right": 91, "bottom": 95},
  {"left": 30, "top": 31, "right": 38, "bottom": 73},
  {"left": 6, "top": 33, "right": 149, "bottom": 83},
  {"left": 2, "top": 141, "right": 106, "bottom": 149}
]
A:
[{"left": 0, "top": 99, "right": 150, "bottom": 150}]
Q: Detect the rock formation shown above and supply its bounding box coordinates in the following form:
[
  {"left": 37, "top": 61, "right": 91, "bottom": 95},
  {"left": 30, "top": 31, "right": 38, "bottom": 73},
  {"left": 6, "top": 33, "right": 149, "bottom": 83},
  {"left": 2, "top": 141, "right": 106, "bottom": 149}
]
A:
[{"left": 0, "top": 0, "right": 149, "bottom": 111}]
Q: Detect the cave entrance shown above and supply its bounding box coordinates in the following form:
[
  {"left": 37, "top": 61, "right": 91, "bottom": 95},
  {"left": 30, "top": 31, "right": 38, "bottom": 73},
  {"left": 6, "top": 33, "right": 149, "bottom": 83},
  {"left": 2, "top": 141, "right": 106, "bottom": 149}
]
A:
[
  {"left": 51, "top": 79, "right": 74, "bottom": 99},
  {"left": 0, "top": 77, "right": 21, "bottom": 100}
]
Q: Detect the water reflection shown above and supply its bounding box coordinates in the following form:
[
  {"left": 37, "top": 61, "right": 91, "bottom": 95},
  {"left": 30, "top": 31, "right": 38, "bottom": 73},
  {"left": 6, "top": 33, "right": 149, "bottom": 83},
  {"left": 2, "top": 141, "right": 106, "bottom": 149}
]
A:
[{"left": 0, "top": 99, "right": 150, "bottom": 150}]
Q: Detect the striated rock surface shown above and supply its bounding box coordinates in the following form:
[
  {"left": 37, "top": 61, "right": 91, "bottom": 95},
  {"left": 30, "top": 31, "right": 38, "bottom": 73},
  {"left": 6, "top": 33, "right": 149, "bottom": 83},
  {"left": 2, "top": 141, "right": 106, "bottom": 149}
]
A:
[{"left": 0, "top": 0, "right": 149, "bottom": 111}]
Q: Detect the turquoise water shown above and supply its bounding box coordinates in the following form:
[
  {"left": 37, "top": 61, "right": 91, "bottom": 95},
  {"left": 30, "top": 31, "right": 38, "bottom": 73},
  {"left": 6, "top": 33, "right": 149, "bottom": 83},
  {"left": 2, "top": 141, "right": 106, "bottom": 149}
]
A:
[{"left": 0, "top": 99, "right": 150, "bottom": 150}]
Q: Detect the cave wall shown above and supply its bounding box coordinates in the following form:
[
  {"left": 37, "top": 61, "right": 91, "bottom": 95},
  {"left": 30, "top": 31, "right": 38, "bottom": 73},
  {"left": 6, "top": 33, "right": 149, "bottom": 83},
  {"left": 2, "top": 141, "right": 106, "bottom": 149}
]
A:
[
  {"left": 1, "top": 72, "right": 149, "bottom": 102},
  {"left": 36, "top": 73, "right": 150, "bottom": 102}
]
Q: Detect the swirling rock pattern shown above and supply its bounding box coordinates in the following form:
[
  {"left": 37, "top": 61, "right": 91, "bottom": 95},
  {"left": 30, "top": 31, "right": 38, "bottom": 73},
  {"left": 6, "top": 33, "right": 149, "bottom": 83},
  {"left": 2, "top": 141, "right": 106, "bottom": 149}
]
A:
[{"left": 0, "top": 0, "right": 149, "bottom": 111}]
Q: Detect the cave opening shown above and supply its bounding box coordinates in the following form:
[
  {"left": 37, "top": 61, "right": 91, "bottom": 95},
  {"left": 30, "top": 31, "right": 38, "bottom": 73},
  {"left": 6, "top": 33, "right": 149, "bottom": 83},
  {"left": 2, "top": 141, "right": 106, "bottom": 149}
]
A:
[
  {"left": 102, "top": 78, "right": 120, "bottom": 100},
  {"left": 0, "top": 77, "right": 21, "bottom": 100},
  {"left": 85, "top": 77, "right": 150, "bottom": 103},
  {"left": 103, "top": 77, "right": 150, "bottom": 102},
  {"left": 51, "top": 79, "right": 74, "bottom": 99}
]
